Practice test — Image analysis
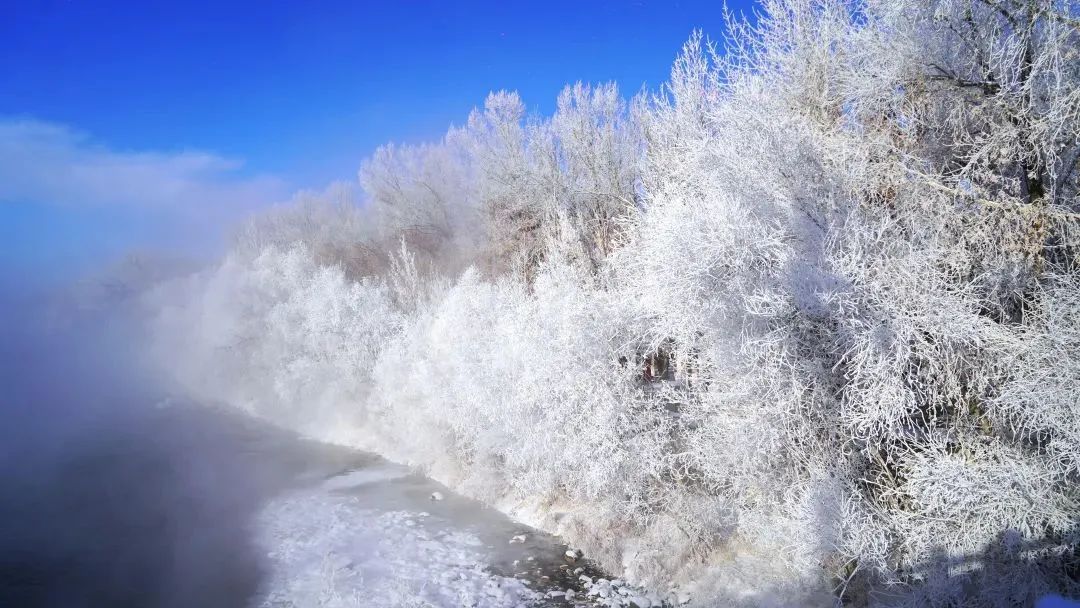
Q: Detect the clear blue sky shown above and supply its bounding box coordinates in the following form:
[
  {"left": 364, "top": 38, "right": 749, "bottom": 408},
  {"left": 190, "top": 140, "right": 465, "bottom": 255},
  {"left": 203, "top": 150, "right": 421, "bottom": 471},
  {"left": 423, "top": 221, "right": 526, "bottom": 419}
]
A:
[{"left": 1, "top": 0, "right": 748, "bottom": 286}]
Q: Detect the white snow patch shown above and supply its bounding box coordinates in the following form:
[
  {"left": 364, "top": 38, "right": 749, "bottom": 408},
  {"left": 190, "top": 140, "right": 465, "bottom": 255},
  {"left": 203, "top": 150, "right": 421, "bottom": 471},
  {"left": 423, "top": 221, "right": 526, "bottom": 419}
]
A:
[{"left": 257, "top": 489, "right": 539, "bottom": 607}]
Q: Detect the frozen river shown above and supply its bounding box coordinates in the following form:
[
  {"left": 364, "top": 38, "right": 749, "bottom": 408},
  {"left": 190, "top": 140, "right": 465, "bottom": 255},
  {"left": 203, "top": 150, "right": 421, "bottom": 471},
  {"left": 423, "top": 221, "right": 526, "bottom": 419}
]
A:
[
  {"left": 0, "top": 396, "right": 641, "bottom": 607},
  {"left": 186, "top": 403, "right": 633, "bottom": 608}
]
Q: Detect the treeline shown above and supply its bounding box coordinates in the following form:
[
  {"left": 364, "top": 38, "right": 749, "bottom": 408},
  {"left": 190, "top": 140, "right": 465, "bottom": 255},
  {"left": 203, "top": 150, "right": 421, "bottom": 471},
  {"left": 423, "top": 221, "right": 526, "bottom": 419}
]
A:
[
  {"left": 233, "top": 81, "right": 641, "bottom": 284},
  {"left": 151, "top": 1, "right": 1080, "bottom": 605}
]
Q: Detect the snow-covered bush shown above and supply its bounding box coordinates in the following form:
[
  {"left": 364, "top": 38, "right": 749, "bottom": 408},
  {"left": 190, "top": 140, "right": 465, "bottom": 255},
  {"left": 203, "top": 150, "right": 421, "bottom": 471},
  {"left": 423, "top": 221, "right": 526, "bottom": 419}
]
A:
[{"left": 150, "top": 245, "right": 407, "bottom": 442}]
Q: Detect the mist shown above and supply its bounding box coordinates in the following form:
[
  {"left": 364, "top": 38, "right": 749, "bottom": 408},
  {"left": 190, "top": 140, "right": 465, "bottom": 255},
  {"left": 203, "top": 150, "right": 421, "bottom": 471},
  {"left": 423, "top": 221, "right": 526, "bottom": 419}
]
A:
[{"left": 0, "top": 282, "right": 269, "bottom": 607}]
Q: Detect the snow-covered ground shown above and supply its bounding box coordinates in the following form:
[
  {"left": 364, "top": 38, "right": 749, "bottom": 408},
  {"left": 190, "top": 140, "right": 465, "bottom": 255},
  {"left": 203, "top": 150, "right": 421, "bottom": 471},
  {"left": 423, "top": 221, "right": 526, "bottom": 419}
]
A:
[
  {"left": 251, "top": 437, "right": 1080, "bottom": 608},
  {"left": 258, "top": 489, "right": 538, "bottom": 607},
  {"left": 255, "top": 458, "right": 672, "bottom": 608}
]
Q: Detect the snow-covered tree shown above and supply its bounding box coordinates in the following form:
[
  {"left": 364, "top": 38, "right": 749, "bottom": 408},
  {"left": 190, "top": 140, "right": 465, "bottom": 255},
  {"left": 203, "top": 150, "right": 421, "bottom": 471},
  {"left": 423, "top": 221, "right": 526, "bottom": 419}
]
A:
[{"left": 360, "top": 128, "right": 481, "bottom": 274}]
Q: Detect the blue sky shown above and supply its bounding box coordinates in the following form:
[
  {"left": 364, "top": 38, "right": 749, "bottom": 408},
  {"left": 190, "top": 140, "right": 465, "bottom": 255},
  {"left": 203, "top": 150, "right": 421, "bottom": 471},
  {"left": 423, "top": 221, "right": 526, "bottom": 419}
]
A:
[{"left": 1, "top": 0, "right": 746, "bottom": 286}]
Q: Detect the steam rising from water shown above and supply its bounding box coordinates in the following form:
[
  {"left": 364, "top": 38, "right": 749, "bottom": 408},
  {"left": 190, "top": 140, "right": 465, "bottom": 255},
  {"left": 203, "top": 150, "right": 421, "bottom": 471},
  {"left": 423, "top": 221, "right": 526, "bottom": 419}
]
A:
[{"left": 0, "top": 290, "right": 267, "bottom": 607}]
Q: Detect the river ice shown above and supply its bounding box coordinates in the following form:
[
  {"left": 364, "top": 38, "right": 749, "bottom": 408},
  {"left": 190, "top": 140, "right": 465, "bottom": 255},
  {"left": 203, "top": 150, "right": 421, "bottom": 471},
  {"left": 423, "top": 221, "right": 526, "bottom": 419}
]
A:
[{"left": 253, "top": 454, "right": 663, "bottom": 608}]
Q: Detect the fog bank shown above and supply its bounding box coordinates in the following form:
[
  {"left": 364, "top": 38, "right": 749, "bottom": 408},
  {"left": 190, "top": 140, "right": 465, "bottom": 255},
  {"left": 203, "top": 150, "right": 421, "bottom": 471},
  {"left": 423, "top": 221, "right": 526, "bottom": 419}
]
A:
[{"left": 0, "top": 289, "right": 267, "bottom": 607}]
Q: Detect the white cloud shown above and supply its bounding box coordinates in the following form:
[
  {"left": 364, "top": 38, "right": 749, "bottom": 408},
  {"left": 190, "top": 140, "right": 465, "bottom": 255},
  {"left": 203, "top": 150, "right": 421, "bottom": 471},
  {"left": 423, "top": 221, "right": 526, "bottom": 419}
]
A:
[{"left": 0, "top": 118, "right": 289, "bottom": 216}]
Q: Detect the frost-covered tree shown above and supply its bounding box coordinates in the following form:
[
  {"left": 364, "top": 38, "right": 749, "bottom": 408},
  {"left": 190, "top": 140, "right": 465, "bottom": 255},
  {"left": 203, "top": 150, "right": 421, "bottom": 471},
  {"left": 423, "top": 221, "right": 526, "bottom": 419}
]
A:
[
  {"left": 465, "top": 86, "right": 643, "bottom": 281},
  {"left": 463, "top": 91, "right": 541, "bottom": 278},
  {"left": 232, "top": 181, "right": 387, "bottom": 278},
  {"left": 539, "top": 83, "right": 643, "bottom": 273},
  {"left": 360, "top": 128, "right": 481, "bottom": 274}
]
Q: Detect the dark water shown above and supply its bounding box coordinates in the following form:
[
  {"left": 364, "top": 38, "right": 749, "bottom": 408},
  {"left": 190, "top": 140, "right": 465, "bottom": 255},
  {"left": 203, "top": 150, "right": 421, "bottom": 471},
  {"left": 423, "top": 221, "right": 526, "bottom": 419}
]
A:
[
  {"left": 0, "top": 292, "right": 287, "bottom": 607},
  {"left": 0, "top": 407, "right": 263, "bottom": 607},
  {"left": 0, "top": 300, "right": 370, "bottom": 608}
]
